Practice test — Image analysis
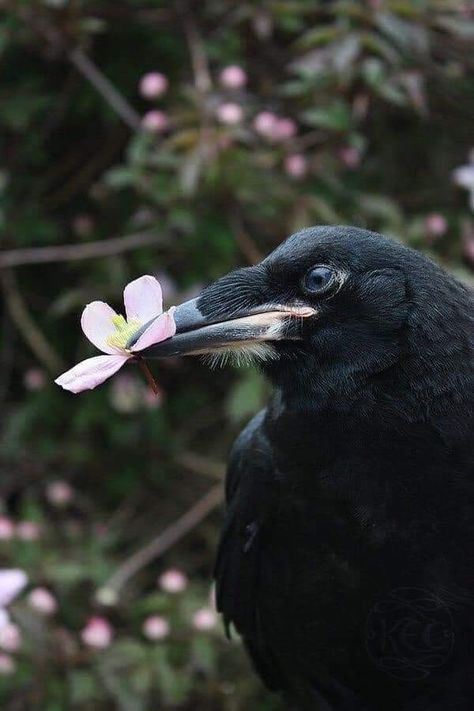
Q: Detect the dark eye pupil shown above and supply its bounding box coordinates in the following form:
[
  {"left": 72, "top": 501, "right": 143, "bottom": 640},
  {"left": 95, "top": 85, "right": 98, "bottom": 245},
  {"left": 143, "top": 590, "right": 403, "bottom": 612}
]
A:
[{"left": 305, "top": 266, "right": 334, "bottom": 292}]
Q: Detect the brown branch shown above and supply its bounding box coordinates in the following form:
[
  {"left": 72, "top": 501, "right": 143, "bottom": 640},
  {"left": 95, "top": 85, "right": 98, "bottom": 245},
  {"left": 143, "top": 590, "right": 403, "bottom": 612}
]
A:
[
  {"left": 97, "top": 484, "right": 223, "bottom": 603},
  {"left": 179, "top": 3, "right": 212, "bottom": 95},
  {"left": 230, "top": 211, "right": 264, "bottom": 265},
  {"left": 0, "top": 270, "right": 64, "bottom": 373},
  {"left": 175, "top": 451, "right": 225, "bottom": 480},
  {"left": 0, "top": 231, "right": 165, "bottom": 269},
  {"left": 68, "top": 47, "right": 142, "bottom": 131}
]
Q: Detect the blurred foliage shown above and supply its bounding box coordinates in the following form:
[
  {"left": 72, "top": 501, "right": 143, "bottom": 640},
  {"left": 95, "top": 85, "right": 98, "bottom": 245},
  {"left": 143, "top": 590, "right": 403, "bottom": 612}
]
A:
[{"left": 0, "top": 0, "right": 473, "bottom": 708}]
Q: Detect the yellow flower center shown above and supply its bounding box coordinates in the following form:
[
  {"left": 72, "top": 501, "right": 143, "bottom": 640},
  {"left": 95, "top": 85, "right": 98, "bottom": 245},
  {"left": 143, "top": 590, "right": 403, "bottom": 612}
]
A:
[{"left": 106, "top": 315, "right": 142, "bottom": 351}]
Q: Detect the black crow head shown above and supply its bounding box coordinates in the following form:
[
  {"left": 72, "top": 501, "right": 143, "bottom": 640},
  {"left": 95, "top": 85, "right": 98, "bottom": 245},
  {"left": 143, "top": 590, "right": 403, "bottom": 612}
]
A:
[{"left": 139, "top": 226, "right": 473, "bottom": 416}]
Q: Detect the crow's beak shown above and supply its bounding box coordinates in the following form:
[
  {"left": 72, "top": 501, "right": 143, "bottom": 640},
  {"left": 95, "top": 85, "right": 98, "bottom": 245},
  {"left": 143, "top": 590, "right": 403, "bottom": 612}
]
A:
[{"left": 132, "top": 298, "right": 316, "bottom": 359}]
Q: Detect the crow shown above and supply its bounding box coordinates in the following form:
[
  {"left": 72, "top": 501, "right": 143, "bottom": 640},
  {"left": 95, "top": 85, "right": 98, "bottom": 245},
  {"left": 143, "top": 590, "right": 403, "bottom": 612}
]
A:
[{"left": 141, "top": 226, "right": 474, "bottom": 710}]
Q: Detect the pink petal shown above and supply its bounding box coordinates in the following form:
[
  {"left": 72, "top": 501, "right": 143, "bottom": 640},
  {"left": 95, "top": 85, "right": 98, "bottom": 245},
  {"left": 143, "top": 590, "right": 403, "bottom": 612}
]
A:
[
  {"left": 133, "top": 309, "right": 176, "bottom": 351},
  {"left": 123, "top": 276, "right": 163, "bottom": 323},
  {"left": 81, "top": 302, "right": 118, "bottom": 354},
  {"left": 0, "top": 570, "right": 28, "bottom": 609},
  {"left": 55, "top": 355, "right": 129, "bottom": 393}
]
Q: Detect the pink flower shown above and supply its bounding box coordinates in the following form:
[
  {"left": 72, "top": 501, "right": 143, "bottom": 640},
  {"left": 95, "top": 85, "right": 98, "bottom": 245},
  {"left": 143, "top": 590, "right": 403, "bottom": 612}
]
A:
[
  {"left": 272, "top": 117, "right": 297, "bottom": 142},
  {"left": 219, "top": 65, "right": 247, "bottom": 90},
  {"left": 109, "top": 373, "right": 150, "bottom": 414},
  {"left": 46, "top": 481, "right": 74, "bottom": 506},
  {"left": 338, "top": 145, "right": 361, "bottom": 169},
  {"left": 253, "top": 111, "right": 278, "bottom": 137},
  {"left": 0, "top": 518, "right": 14, "bottom": 542},
  {"left": 23, "top": 368, "right": 47, "bottom": 392},
  {"left": 284, "top": 154, "right": 308, "bottom": 180},
  {"left": 81, "top": 616, "right": 113, "bottom": 649},
  {"left": 139, "top": 72, "right": 168, "bottom": 100},
  {"left": 0, "top": 570, "right": 28, "bottom": 629},
  {"left": 0, "top": 653, "right": 15, "bottom": 675},
  {"left": 55, "top": 276, "right": 176, "bottom": 394},
  {"left": 192, "top": 607, "right": 217, "bottom": 631},
  {"left": 425, "top": 213, "right": 448, "bottom": 239},
  {"left": 141, "top": 110, "right": 169, "bottom": 133},
  {"left": 158, "top": 569, "right": 188, "bottom": 594},
  {"left": 216, "top": 102, "right": 243, "bottom": 125},
  {"left": 16, "top": 521, "right": 41, "bottom": 541},
  {"left": 28, "top": 588, "right": 58, "bottom": 616},
  {"left": 0, "top": 623, "right": 21, "bottom": 652},
  {"left": 143, "top": 615, "right": 170, "bottom": 640}
]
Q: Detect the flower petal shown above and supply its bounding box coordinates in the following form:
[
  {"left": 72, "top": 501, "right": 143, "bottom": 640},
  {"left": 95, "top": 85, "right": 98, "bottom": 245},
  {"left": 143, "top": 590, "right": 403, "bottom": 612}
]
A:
[
  {"left": 133, "top": 309, "right": 176, "bottom": 351},
  {"left": 0, "top": 570, "right": 28, "bottom": 609},
  {"left": 123, "top": 276, "right": 163, "bottom": 323},
  {"left": 55, "top": 355, "right": 129, "bottom": 393},
  {"left": 453, "top": 166, "right": 474, "bottom": 189},
  {"left": 81, "top": 302, "right": 118, "bottom": 354}
]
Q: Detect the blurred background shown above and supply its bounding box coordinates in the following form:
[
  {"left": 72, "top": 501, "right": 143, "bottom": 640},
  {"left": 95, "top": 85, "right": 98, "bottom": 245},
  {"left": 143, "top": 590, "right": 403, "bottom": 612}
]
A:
[{"left": 0, "top": 0, "right": 473, "bottom": 708}]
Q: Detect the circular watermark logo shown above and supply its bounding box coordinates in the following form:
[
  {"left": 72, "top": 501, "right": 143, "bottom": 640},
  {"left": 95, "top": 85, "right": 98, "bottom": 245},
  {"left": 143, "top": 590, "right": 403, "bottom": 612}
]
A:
[{"left": 366, "top": 587, "right": 454, "bottom": 681}]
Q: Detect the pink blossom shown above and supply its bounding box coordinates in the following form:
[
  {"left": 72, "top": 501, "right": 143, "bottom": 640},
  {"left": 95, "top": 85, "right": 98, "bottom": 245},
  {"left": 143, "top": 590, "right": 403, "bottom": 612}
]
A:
[
  {"left": 141, "top": 110, "right": 169, "bottom": 133},
  {"left": 425, "top": 213, "right": 448, "bottom": 238},
  {"left": 338, "top": 146, "right": 361, "bottom": 169},
  {"left": 143, "top": 615, "right": 170, "bottom": 640},
  {"left": 81, "top": 616, "right": 113, "bottom": 649},
  {"left": 284, "top": 154, "right": 308, "bottom": 180},
  {"left": 143, "top": 385, "right": 164, "bottom": 409},
  {"left": 253, "top": 111, "right": 278, "bottom": 137},
  {"left": 0, "top": 623, "right": 21, "bottom": 652},
  {"left": 216, "top": 102, "right": 243, "bottom": 125},
  {"left": 23, "top": 368, "right": 47, "bottom": 392},
  {"left": 219, "top": 65, "right": 247, "bottom": 90},
  {"left": 139, "top": 72, "right": 168, "bottom": 100},
  {"left": 55, "top": 276, "right": 176, "bottom": 394},
  {"left": 28, "top": 588, "right": 58, "bottom": 616},
  {"left": 46, "top": 480, "right": 74, "bottom": 506},
  {"left": 0, "top": 518, "right": 14, "bottom": 541},
  {"left": 0, "top": 653, "right": 15, "bottom": 675},
  {"left": 192, "top": 607, "right": 217, "bottom": 631},
  {"left": 0, "top": 570, "right": 28, "bottom": 628},
  {"left": 16, "top": 521, "right": 41, "bottom": 541},
  {"left": 272, "top": 117, "right": 297, "bottom": 141},
  {"left": 158, "top": 569, "right": 188, "bottom": 594}
]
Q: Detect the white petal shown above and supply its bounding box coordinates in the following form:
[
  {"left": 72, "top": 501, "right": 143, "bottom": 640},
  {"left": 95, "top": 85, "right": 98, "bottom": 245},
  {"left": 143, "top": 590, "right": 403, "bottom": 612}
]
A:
[
  {"left": 123, "top": 276, "right": 163, "bottom": 323},
  {"left": 55, "top": 355, "right": 129, "bottom": 393},
  {"left": 133, "top": 310, "right": 177, "bottom": 351},
  {"left": 81, "top": 302, "right": 119, "bottom": 355},
  {"left": 0, "top": 570, "right": 28, "bottom": 608},
  {"left": 453, "top": 166, "right": 474, "bottom": 190}
]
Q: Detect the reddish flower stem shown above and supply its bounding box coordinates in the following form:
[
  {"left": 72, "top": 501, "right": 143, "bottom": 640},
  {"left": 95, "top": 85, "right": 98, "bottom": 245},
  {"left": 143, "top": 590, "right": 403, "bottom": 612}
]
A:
[{"left": 137, "top": 358, "right": 159, "bottom": 395}]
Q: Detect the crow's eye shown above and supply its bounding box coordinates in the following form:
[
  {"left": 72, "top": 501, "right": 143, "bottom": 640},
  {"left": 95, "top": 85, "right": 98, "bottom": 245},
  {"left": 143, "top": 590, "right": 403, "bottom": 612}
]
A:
[{"left": 303, "top": 265, "right": 336, "bottom": 294}]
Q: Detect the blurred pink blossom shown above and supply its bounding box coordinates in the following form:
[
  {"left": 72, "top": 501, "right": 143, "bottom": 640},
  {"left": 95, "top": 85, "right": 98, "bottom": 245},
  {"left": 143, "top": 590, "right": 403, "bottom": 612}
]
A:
[
  {"left": 272, "top": 117, "right": 297, "bottom": 141},
  {"left": 425, "top": 213, "right": 448, "bottom": 239},
  {"left": 139, "top": 72, "right": 168, "bottom": 100},
  {"left": 143, "top": 386, "right": 164, "bottom": 410},
  {"left": 23, "top": 368, "right": 47, "bottom": 392},
  {"left": 141, "top": 110, "right": 169, "bottom": 133},
  {"left": 216, "top": 102, "right": 243, "bottom": 125},
  {"left": 55, "top": 276, "right": 176, "bottom": 394},
  {"left": 284, "top": 154, "right": 308, "bottom": 180},
  {"left": 0, "top": 518, "right": 14, "bottom": 541},
  {"left": 28, "top": 588, "right": 58, "bottom": 616},
  {"left": 0, "top": 570, "right": 28, "bottom": 629},
  {"left": 81, "top": 616, "right": 113, "bottom": 649},
  {"left": 253, "top": 111, "right": 278, "bottom": 137},
  {"left": 219, "top": 65, "right": 247, "bottom": 90},
  {"left": 0, "top": 653, "right": 15, "bottom": 675},
  {"left": 72, "top": 214, "right": 95, "bottom": 238},
  {"left": 158, "top": 569, "right": 188, "bottom": 593},
  {"left": 16, "top": 521, "right": 41, "bottom": 541},
  {"left": 192, "top": 607, "right": 217, "bottom": 631},
  {"left": 338, "top": 145, "right": 361, "bottom": 169},
  {"left": 0, "top": 623, "right": 21, "bottom": 652},
  {"left": 143, "top": 615, "right": 170, "bottom": 640},
  {"left": 46, "top": 481, "right": 74, "bottom": 506}
]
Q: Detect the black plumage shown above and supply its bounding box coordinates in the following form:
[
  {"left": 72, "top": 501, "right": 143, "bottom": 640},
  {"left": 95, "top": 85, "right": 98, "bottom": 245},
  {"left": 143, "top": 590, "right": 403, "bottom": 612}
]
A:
[
  {"left": 202, "top": 227, "right": 474, "bottom": 710},
  {"left": 145, "top": 225, "right": 474, "bottom": 710}
]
